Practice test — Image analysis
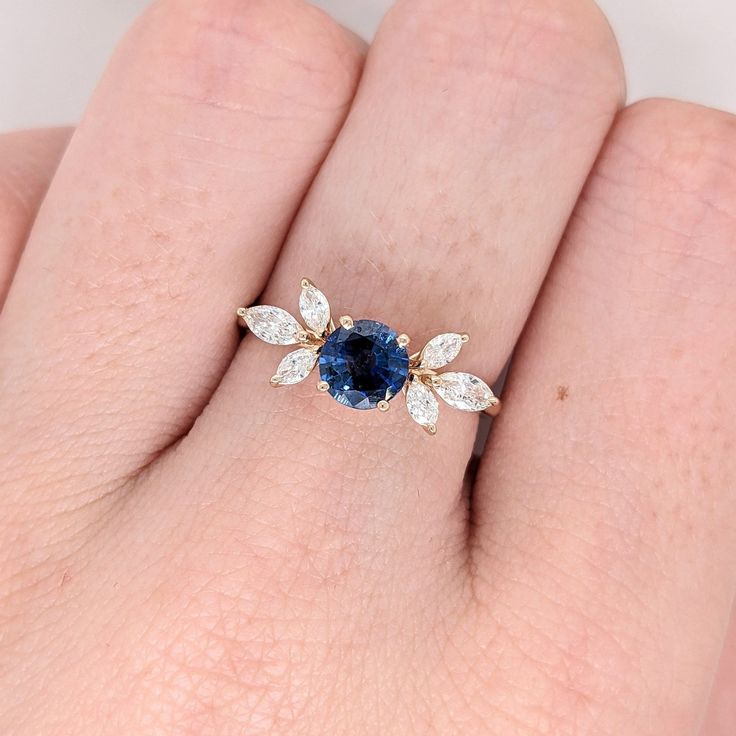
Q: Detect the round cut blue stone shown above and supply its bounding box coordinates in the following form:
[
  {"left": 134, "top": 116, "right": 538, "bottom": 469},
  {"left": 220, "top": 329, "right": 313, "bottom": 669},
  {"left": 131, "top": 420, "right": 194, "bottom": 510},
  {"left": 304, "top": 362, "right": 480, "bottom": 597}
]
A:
[{"left": 318, "top": 320, "right": 409, "bottom": 410}]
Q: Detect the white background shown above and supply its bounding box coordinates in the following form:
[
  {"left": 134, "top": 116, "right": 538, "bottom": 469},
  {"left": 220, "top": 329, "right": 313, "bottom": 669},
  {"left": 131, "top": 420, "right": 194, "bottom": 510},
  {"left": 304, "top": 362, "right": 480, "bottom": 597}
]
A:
[{"left": 0, "top": 0, "right": 735, "bottom": 132}]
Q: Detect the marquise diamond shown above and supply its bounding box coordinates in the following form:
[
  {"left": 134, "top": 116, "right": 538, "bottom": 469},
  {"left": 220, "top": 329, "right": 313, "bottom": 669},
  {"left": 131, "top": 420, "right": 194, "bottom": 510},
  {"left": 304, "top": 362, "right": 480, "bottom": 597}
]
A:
[
  {"left": 435, "top": 372, "right": 495, "bottom": 412},
  {"left": 244, "top": 306, "right": 302, "bottom": 345},
  {"left": 299, "top": 284, "right": 330, "bottom": 334},
  {"left": 406, "top": 380, "right": 439, "bottom": 427},
  {"left": 421, "top": 333, "right": 464, "bottom": 369},
  {"left": 276, "top": 348, "right": 318, "bottom": 385}
]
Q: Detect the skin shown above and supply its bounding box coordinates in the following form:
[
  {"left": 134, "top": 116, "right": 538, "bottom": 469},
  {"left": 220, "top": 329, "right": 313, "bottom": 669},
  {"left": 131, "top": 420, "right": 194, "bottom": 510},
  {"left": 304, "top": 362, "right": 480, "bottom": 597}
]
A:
[
  {"left": 0, "top": 0, "right": 734, "bottom": 733},
  {"left": 0, "top": 127, "right": 71, "bottom": 305}
]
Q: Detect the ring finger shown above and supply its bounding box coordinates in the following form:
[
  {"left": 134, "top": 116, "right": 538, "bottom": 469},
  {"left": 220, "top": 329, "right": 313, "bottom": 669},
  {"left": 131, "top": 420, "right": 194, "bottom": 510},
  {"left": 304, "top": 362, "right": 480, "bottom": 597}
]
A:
[{"left": 175, "top": 0, "right": 625, "bottom": 593}]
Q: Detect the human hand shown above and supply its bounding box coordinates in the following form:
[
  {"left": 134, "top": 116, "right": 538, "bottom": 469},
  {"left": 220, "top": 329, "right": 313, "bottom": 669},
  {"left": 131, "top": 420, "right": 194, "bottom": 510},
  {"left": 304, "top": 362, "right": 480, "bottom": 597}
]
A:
[{"left": 1, "top": 1, "right": 735, "bottom": 733}]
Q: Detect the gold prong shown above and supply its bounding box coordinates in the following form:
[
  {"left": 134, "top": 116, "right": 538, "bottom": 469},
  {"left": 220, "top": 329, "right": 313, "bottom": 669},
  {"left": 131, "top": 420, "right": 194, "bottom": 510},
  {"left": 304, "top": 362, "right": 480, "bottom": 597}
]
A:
[
  {"left": 300, "top": 277, "right": 314, "bottom": 289},
  {"left": 297, "top": 330, "right": 310, "bottom": 343},
  {"left": 236, "top": 307, "right": 248, "bottom": 319},
  {"left": 339, "top": 315, "right": 354, "bottom": 329},
  {"left": 430, "top": 375, "right": 442, "bottom": 389},
  {"left": 377, "top": 400, "right": 390, "bottom": 412},
  {"left": 317, "top": 381, "right": 330, "bottom": 393},
  {"left": 484, "top": 398, "right": 501, "bottom": 417},
  {"left": 397, "top": 333, "right": 410, "bottom": 347},
  {"left": 270, "top": 375, "right": 283, "bottom": 387},
  {"left": 461, "top": 333, "right": 470, "bottom": 343},
  {"left": 423, "top": 423, "right": 437, "bottom": 436}
]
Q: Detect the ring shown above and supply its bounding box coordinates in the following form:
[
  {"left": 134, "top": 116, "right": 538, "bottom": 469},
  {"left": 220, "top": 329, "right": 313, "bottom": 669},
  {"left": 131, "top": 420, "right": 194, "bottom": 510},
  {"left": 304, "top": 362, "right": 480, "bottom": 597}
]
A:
[{"left": 237, "top": 279, "right": 500, "bottom": 436}]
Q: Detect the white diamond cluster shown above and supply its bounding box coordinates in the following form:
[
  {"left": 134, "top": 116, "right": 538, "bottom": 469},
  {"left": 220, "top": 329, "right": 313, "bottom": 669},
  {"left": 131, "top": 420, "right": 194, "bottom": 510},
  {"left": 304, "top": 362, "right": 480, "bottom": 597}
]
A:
[
  {"left": 404, "top": 332, "right": 497, "bottom": 434},
  {"left": 240, "top": 280, "right": 332, "bottom": 387}
]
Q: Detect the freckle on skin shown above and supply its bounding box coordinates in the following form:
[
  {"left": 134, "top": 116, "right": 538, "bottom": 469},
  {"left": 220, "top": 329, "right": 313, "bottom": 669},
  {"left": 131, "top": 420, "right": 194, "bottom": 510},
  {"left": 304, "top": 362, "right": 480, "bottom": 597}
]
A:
[{"left": 557, "top": 385, "right": 569, "bottom": 401}]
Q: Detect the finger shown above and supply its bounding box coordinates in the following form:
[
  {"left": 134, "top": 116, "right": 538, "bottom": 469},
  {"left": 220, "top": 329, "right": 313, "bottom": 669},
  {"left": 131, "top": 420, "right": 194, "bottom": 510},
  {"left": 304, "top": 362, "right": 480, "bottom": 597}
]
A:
[
  {"left": 181, "top": 0, "right": 623, "bottom": 583},
  {"left": 472, "top": 100, "right": 736, "bottom": 734},
  {"left": 703, "top": 602, "right": 736, "bottom": 735},
  {"left": 0, "top": 127, "right": 71, "bottom": 306},
  {"left": 0, "top": 1, "right": 364, "bottom": 491}
]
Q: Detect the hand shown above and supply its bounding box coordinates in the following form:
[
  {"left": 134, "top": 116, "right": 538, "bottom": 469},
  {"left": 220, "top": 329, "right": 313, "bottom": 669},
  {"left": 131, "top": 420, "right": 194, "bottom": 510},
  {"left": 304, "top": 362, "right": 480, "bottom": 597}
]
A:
[{"left": 1, "top": 1, "right": 734, "bottom": 733}]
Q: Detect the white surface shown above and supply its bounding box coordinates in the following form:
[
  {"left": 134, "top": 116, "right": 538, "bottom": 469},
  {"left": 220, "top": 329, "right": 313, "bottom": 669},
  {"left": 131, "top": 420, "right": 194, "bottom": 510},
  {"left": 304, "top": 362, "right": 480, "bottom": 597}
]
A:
[{"left": 0, "top": 0, "right": 734, "bottom": 131}]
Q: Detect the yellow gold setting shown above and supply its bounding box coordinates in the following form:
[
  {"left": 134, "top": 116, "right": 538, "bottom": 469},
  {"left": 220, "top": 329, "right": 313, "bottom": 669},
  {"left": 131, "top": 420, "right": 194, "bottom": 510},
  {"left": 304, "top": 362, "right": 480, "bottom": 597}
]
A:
[{"left": 237, "top": 278, "right": 501, "bottom": 435}]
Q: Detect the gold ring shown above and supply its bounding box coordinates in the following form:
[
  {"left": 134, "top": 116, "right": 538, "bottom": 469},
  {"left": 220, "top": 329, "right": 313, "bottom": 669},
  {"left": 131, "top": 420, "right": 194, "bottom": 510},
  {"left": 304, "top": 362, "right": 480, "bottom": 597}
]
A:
[{"left": 237, "top": 278, "right": 500, "bottom": 436}]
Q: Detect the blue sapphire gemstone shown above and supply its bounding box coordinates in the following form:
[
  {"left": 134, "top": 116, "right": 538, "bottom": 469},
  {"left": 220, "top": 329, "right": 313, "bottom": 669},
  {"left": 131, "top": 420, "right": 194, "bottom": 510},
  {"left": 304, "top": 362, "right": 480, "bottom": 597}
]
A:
[{"left": 318, "top": 320, "right": 409, "bottom": 410}]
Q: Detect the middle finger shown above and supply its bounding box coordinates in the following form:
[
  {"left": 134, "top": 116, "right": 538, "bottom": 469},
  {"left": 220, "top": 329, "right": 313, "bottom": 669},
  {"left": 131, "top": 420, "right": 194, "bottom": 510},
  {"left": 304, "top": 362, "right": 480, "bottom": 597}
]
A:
[{"left": 183, "top": 0, "right": 624, "bottom": 582}]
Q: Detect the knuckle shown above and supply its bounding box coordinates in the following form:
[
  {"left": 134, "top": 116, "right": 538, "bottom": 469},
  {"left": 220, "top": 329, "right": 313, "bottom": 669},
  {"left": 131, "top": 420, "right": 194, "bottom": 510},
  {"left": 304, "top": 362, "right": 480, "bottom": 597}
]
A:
[
  {"left": 116, "top": 536, "right": 360, "bottom": 735},
  {"left": 615, "top": 98, "right": 736, "bottom": 211},
  {"left": 465, "top": 557, "right": 669, "bottom": 735},
  {"left": 594, "top": 99, "right": 736, "bottom": 271},
  {"left": 130, "top": 0, "right": 363, "bottom": 114},
  {"left": 384, "top": 0, "right": 624, "bottom": 105},
  {"left": 132, "top": 596, "right": 312, "bottom": 734}
]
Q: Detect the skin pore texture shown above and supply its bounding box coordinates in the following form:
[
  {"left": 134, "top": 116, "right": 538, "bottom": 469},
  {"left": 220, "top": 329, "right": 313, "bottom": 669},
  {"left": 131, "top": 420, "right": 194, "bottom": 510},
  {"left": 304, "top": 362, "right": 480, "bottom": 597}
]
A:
[{"left": 0, "top": 0, "right": 734, "bottom": 734}]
